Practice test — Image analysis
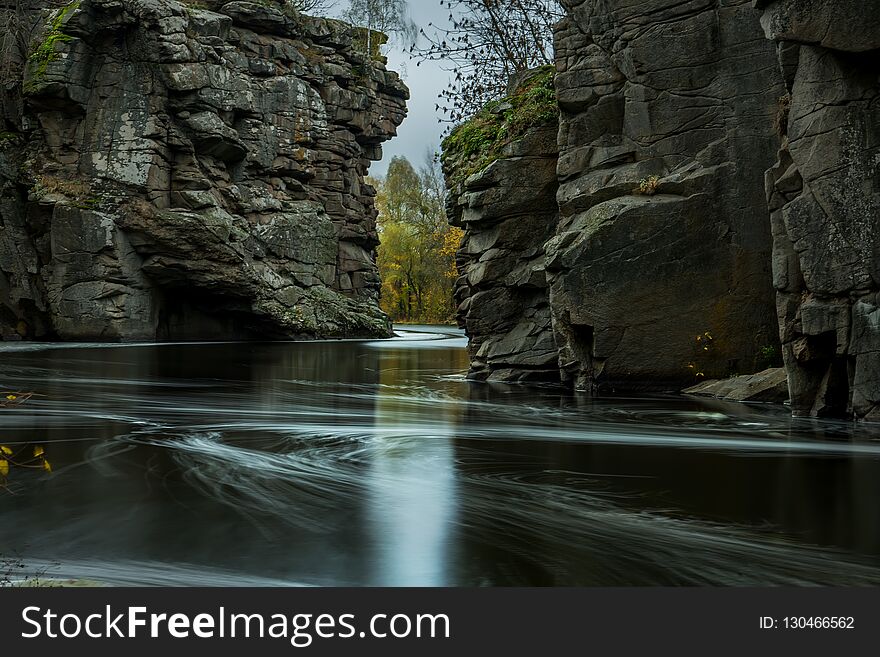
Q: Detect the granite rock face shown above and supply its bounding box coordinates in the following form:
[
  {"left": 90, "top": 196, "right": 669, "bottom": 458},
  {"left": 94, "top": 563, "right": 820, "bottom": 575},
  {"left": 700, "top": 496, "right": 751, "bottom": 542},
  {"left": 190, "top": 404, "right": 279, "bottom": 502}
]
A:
[
  {"left": 446, "top": 0, "right": 785, "bottom": 390},
  {"left": 0, "top": 0, "right": 407, "bottom": 341},
  {"left": 447, "top": 124, "right": 560, "bottom": 382},
  {"left": 547, "top": 0, "right": 784, "bottom": 392},
  {"left": 756, "top": 0, "right": 880, "bottom": 419}
]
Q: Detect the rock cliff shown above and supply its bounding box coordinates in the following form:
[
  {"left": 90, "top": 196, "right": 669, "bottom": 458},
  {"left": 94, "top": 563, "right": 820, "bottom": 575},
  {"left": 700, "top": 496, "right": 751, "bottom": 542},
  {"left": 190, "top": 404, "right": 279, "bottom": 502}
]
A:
[
  {"left": 756, "top": 0, "right": 880, "bottom": 419},
  {"left": 446, "top": 0, "right": 785, "bottom": 391},
  {"left": 446, "top": 0, "right": 880, "bottom": 421},
  {"left": 444, "top": 69, "right": 560, "bottom": 382},
  {"left": 548, "top": 0, "right": 784, "bottom": 392},
  {"left": 0, "top": 0, "right": 408, "bottom": 341}
]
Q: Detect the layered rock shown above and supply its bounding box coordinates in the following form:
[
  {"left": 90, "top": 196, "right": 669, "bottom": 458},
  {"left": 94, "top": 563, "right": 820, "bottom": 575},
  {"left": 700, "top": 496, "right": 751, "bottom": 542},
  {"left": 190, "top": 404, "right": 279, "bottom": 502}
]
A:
[
  {"left": 0, "top": 0, "right": 407, "bottom": 341},
  {"left": 447, "top": 125, "right": 559, "bottom": 381},
  {"left": 446, "top": 0, "right": 785, "bottom": 391},
  {"left": 756, "top": 0, "right": 880, "bottom": 419},
  {"left": 444, "top": 70, "right": 561, "bottom": 381},
  {"left": 547, "top": 0, "right": 784, "bottom": 392}
]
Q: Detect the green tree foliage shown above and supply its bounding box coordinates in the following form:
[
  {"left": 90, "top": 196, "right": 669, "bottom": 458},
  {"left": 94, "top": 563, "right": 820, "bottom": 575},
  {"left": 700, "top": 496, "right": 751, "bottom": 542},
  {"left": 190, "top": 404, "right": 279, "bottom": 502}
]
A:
[{"left": 374, "top": 155, "right": 463, "bottom": 324}]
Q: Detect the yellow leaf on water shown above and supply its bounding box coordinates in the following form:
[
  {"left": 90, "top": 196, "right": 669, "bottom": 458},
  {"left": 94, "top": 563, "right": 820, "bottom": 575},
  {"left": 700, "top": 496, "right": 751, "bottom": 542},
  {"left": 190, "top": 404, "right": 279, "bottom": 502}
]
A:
[
  {"left": 0, "top": 459, "right": 8, "bottom": 477},
  {"left": 42, "top": 459, "right": 52, "bottom": 473},
  {"left": 6, "top": 394, "right": 17, "bottom": 401},
  {"left": 0, "top": 446, "right": 12, "bottom": 456},
  {"left": 33, "top": 446, "right": 44, "bottom": 457}
]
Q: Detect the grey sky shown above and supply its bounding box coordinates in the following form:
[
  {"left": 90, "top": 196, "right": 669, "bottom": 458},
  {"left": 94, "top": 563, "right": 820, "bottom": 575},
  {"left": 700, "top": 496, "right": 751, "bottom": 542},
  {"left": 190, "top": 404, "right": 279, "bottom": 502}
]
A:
[{"left": 368, "top": 1, "right": 455, "bottom": 176}]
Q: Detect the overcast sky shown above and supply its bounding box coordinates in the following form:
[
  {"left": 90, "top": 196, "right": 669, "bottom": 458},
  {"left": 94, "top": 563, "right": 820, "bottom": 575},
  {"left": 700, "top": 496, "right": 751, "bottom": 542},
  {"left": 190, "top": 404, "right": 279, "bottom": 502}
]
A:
[{"left": 360, "top": 1, "right": 455, "bottom": 177}]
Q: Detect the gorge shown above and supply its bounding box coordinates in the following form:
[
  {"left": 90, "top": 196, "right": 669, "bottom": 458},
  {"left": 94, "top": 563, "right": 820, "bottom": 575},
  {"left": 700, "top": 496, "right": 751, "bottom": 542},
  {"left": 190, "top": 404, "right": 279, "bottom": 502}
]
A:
[
  {"left": 446, "top": 0, "right": 880, "bottom": 421},
  {"left": 2, "top": 0, "right": 880, "bottom": 590},
  {"left": 1, "top": 0, "right": 879, "bottom": 422}
]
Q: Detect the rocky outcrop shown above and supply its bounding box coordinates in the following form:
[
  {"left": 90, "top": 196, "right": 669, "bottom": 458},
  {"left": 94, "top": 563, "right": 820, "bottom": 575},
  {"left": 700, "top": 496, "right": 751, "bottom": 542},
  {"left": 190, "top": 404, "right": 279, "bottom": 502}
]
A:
[
  {"left": 0, "top": 0, "right": 407, "bottom": 341},
  {"left": 446, "top": 0, "right": 785, "bottom": 390},
  {"left": 684, "top": 368, "right": 789, "bottom": 404},
  {"left": 444, "top": 69, "right": 560, "bottom": 382},
  {"left": 447, "top": 126, "right": 559, "bottom": 382},
  {"left": 547, "top": 0, "right": 784, "bottom": 392},
  {"left": 756, "top": 0, "right": 880, "bottom": 420}
]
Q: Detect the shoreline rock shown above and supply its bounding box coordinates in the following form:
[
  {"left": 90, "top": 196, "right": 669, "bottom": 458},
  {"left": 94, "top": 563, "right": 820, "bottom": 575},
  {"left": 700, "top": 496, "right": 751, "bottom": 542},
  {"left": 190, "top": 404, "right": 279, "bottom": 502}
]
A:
[
  {"left": 0, "top": 0, "right": 408, "bottom": 341},
  {"left": 684, "top": 368, "right": 790, "bottom": 404}
]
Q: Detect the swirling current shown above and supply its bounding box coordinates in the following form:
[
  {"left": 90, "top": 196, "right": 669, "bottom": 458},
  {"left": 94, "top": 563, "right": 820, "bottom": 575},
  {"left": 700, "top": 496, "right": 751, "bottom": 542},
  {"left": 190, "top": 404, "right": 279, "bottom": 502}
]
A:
[{"left": 1, "top": 326, "right": 879, "bottom": 586}]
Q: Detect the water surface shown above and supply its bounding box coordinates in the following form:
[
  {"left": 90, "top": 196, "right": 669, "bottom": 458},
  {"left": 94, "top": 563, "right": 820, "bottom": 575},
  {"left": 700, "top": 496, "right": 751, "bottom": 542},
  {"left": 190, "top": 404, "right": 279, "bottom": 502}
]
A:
[{"left": 1, "top": 326, "right": 879, "bottom": 586}]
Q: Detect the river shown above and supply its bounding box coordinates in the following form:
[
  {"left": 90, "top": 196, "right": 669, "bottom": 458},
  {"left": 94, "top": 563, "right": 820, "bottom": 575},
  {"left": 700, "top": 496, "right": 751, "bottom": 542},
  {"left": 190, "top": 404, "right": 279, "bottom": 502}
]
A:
[{"left": 1, "top": 326, "right": 879, "bottom": 586}]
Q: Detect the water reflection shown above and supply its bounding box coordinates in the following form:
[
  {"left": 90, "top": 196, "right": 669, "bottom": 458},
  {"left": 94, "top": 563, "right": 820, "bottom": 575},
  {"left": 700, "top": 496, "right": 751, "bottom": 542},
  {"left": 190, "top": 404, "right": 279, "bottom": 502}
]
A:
[
  {"left": 0, "top": 327, "right": 879, "bottom": 586},
  {"left": 367, "top": 354, "right": 459, "bottom": 586}
]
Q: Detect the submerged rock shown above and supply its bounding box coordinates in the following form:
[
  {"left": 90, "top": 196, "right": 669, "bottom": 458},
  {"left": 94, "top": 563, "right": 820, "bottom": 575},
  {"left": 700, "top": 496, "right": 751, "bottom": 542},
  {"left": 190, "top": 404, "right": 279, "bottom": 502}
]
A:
[{"left": 0, "top": 0, "right": 408, "bottom": 341}]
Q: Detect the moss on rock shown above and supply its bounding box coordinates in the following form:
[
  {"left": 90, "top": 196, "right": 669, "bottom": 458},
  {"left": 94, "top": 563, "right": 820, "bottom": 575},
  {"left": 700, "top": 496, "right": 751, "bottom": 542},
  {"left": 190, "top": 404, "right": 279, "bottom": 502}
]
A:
[
  {"left": 23, "top": 0, "right": 80, "bottom": 93},
  {"left": 441, "top": 65, "right": 558, "bottom": 189}
]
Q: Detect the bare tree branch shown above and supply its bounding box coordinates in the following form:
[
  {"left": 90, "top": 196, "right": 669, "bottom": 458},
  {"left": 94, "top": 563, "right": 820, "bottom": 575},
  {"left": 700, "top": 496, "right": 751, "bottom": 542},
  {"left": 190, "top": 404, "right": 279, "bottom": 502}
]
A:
[{"left": 411, "top": 0, "right": 562, "bottom": 123}]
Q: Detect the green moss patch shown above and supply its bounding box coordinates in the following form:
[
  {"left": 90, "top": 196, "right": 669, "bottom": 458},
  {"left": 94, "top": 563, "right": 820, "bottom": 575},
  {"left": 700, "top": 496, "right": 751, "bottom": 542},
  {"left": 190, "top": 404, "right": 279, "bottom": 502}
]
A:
[
  {"left": 24, "top": 1, "right": 80, "bottom": 93},
  {"left": 441, "top": 65, "right": 558, "bottom": 189}
]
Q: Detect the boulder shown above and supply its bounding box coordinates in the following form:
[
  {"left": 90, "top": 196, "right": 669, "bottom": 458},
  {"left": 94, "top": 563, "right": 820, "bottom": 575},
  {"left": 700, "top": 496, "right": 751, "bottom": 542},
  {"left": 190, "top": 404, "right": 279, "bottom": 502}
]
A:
[{"left": 684, "top": 368, "right": 790, "bottom": 403}]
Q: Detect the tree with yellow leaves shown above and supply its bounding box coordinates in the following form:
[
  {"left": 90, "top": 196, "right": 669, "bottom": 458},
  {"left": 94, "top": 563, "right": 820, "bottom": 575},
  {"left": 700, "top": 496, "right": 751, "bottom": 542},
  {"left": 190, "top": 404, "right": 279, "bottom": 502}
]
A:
[{"left": 373, "top": 154, "right": 463, "bottom": 323}]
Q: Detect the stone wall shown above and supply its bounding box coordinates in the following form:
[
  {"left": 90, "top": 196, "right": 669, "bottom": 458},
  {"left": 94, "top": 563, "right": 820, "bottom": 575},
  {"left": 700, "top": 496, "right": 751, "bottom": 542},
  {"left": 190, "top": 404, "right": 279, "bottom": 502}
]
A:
[
  {"left": 0, "top": 0, "right": 407, "bottom": 341},
  {"left": 756, "top": 0, "right": 880, "bottom": 419}
]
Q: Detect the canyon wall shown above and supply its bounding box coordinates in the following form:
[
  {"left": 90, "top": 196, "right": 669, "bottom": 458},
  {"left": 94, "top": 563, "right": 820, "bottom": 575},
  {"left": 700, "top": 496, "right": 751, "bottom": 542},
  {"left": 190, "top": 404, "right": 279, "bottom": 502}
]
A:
[
  {"left": 447, "top": 0, "right": 785, "bottom": 392},
  {"left": 756, "top": 0, "right": 880, "bottom": 419},
  {"left": 0, "top": 0, "right": 407, "bottom": 341},
  {"left": 445, "top": 79, "right": 560, "bottom": 382},
  {"left": 447, "top": 0, "right": 880, "bottom": 420},
  {"left": 548, "top": 0, "right": 784, "bottom": 392}
]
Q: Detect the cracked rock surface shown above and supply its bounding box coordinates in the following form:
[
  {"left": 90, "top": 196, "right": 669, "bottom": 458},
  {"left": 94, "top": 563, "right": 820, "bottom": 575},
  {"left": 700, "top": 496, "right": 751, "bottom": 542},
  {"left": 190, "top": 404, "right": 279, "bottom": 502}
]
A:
[
  {"left": 447, "top": 0, "right": 785, "bottom": 390},
  {"left": 0, "top": 0, "right": 407, "bottom": 341},
  {"left": 446, "top": 122, "right": 561, "bottom": 382},
  {"left": 757, "top": 0, "right": 880, "bottom": 419},
  {"left": 547, "top": 0, "right": 784, "bottom": 392}
]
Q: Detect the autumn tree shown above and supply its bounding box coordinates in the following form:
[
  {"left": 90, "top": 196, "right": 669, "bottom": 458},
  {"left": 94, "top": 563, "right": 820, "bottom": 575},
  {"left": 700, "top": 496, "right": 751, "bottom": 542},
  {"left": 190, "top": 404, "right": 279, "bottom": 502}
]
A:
[
  {"left": 374, "top": 154, "right": 462, "bottom": 323},
  {"left": 412, "top": 0, "right": 563, "bottom": 122}
]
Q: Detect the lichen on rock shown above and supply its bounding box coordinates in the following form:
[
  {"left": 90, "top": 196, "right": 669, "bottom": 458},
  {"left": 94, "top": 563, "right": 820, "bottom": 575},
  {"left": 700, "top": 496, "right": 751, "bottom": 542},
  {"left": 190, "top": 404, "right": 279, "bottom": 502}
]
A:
[
  {"left": 757, "top": 0, "right": 880, "bottom": 420},
  {"left": 0, "top": 0, "right": 408, "bottom": 341}
]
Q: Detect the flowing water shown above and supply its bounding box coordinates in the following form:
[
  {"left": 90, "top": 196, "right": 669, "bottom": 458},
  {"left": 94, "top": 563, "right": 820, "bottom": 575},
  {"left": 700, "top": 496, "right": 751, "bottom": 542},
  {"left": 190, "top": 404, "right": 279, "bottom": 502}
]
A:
[{"left": 1, "top": 326, "right": 879, "bottom": 586}]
